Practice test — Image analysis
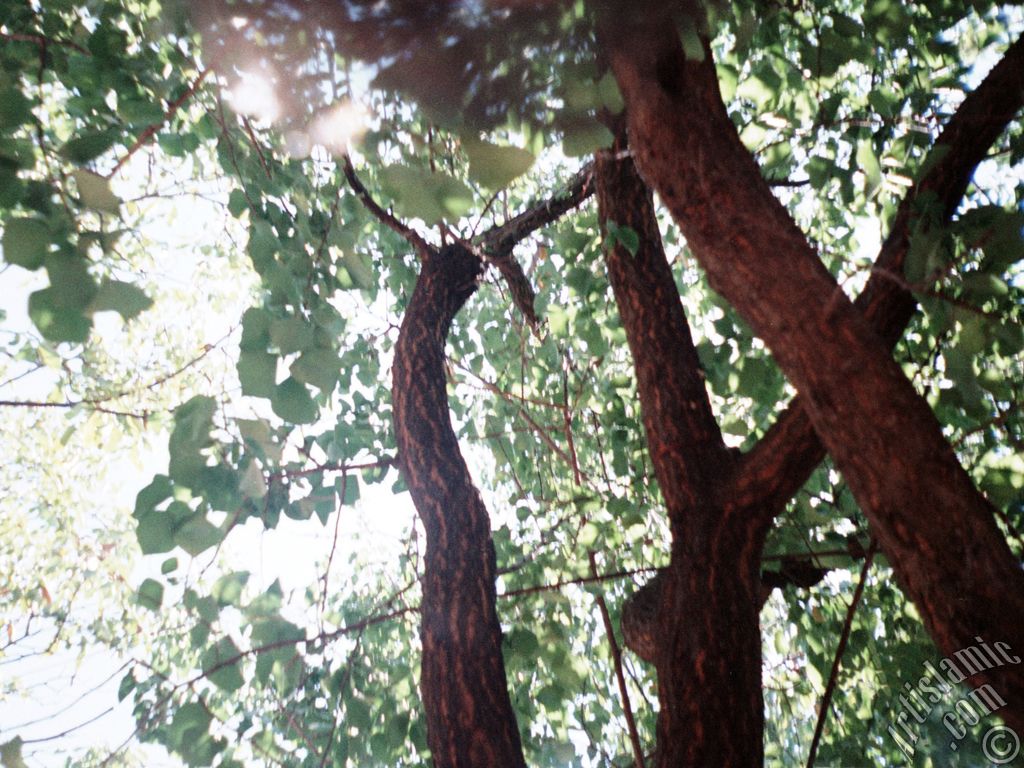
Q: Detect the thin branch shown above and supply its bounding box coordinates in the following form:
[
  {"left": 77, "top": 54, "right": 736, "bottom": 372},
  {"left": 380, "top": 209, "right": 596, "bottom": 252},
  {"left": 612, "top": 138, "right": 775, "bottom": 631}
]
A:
[
  {"left": 500, "top": 567, "right": 654, "bottom": 599},
  {"left": 0, "top": 399, "right": 150, "bottom": 420},
  {"left": 107, "top": 69, "right": 212, "bottom": 178},
  {"left": 340, "top": 154, "right": 431, "bottom": 258},
  {"left": 589, "top": 553, "right": 645, "bottom": 768},
  {"left": 481, "top": 163, "right": 595, "bottom": 253},
  {"left": 477, "top": 163, "right": 596, "bottom": 326},
  {"left": 805, "top": 540, "right": 877, "bottom": 768},
  {"left": 269, "top": 456, "right": 394, "bottom": 481},
  {"left": 0, "top": 31, "right": 88, "bottom": 54}
]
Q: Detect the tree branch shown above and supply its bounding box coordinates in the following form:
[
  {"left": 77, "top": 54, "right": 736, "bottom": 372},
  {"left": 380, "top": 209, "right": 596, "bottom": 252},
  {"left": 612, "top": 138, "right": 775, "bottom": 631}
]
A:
[
  {"left": 805, "top": 541, "right": 877, "bottom": 768},
  {"left": 108, "top": 69, "right": 212, "bottom": 178},
  {"left": 736, "top": 33, "right": 1024, "bottom": 517},
  {"left": 340, "top": 154, "right": 431, "bottom": 258},
  {"left": 0, "top": 399, "right": 150, "bottom": 420},
  {"left": 603, "top": 7, "right": 1024, "bottom": 735},
  {"left": 477, "top": 163, "right": 595, "bottom": 326},
  {"left": 589, "top": 553, "right": 646, "bottom": 768}
]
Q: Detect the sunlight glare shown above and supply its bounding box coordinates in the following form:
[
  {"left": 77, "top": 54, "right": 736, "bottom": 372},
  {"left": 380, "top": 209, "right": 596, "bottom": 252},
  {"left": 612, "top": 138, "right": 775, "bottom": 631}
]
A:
[
  {"left": 309, "top": 100, "right": 369, "bottom": 155},
  {"left": 225, "top": 69, "right": 280, "bottom": 122}
]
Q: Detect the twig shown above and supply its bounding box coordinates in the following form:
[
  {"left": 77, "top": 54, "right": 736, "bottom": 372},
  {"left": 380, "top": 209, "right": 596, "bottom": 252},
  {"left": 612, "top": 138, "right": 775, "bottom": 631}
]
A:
[
  {"left": 589, "top": 553, "right": 645, "bottom": 768},
  {"left": 0, "top": 31, "right": 88, "bottom": 54},
  {"left": 107, "top": 69, "right": 212, "bottom": 178},
  {"left": 0, "top": 399, "right": 150, "bottom": 420},
  {"left": 340, "top": 154, "right": 430, "bottom": 258},
  {"left": 500, "top": 567, "right": 654, "bottom": 599},
  {"left": 242, "top": 116, "right": 273, "bottom": 179},
  {"left": 805, "top": 539, "right": 877, "bottom": 767}
]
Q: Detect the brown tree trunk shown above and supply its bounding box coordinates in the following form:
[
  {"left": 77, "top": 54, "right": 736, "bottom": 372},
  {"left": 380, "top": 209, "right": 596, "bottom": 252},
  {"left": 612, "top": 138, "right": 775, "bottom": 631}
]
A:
[
  {"left": 735, "top": 33, "right": 1024, "bottom": 517},
  {"left": 596, "top": 124, "right": 766, "bottom": 765},
  {"left": 599, "top": 4, "right": 1024, "bottom": 734},
  {"left": 393, "top": 244, "right": 526, "bottom": 768}
]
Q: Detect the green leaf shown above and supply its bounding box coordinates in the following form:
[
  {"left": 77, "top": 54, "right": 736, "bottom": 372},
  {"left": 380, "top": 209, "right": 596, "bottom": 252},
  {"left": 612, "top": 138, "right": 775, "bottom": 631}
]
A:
[
  {"left": 463, "top": 138, "right": 535, "bottom": 190},
  {"left": 562, "top": 119, "right": 614, "bottom": 158},
  {"left": 269, "top": 316, "right": 315, "bottom": 355},
  {"left": 251, "top": 615, "right": 305, "bottom": 687},
  {"left": 28, "top": 288, "right": 92, "bottom": 343},
  {"left": 238, "top": 460, "right": 267, "bottom": 499},
  {"left": 247, "top": 219, "right": 279, "bottom": 272},
  {"left": 72, "top": 169, "right": 121, "bottom": 213},
  {"left": 168, "top": 702, "right": 212, "bottom": 751},
  {"left": 240, "top": 306, "right": 272, "bottom": 351},
  {"left": 3, "top": 218, "right": 50, "bottom": 270},
  {"left": 596, "top": 72, "right": 624, "bottom": 113},
  {"left": 856, "top": 139, "right": 882, "bottom": 198},
  {"left": 45, "top": 252, "right": 97, "bottom": 310},
  {"left": 271, "top": 377, "right": 318, "bottom": 424},
  {"left": 60, "top": 129, "right": 118, "bottom": 163},
  {"left": 134, "top": 474, "right": 173, "bottom": 518},
  {"left": 228, "top": 188, "right": 249, "bottom": 218},
  {"left": 212, "top": 571, "right": 250, "bottom": 607},
  {"left": 174, "top": 514, "right": 223, "bottom": 556},
  {"left": 168, "top": 395, "right": 216, "bottom": 486},
  {"left": 961, "top": 272, "right": 1008, "bottom": 301},
  {"left": 238, "top": 350, "right": 278, "bottom": 398},
  {"left": 379, "top": 165, "right": 473, "bottom": 223},
  {"left": 136, "top": 510, "right": 176, "bottom": 554},
  {"left": 202, "top": 636, "right": 245, "bottom": 692},
  {"left": 89, "top": 280, "right": 153, "bottom": 320},
  {"left": 0, "top": 87, "right": 32, "bottom": 129},
  {"left": 118, "top": 97, "right": 166, "bottom": 125},
  {"left": 290, "top": 348, "right": 341, "bottom": 391},
  {"left": 117, "top": 672, "right": 136, "bottom": 702},
  {"left": 0, "top": 738, "right": 26, "bottom": 768},
  {"left": 341, "top": 250, "right": 375, "bottom": 290},
  {"left": 137, "top": 578, "right": 164, "bottom": 610}
]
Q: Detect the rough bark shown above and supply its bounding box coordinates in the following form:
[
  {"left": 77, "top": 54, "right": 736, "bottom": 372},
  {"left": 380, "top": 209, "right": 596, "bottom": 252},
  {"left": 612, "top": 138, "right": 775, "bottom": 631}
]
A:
[
  {"left": 599, "top": 4, "right": 1024, "bottom": 735},
  {"left": 481, "top": 162, "right": 595, "bottom": 326},
  {"left": 393, "top": 244, "right": 526, "bottom": 768},
  {"left": 386, "top": 169, "right": 596, "bottom": 766},
  {"left": 597, "top": 125, "right": 765, "bottom": 765},
  {"left": 736, "top": 34, "right": 1024, "bottom": 517}
]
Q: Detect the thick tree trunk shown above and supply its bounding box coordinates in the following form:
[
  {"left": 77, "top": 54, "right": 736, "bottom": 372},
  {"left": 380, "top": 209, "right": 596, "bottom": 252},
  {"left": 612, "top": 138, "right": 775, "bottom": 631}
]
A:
[
  {"left": 599, "top": 5, "right": 1024, "bottom": 734},
  {"left": 736, "top": 34, "right": 1024, "bottom": 517},
  {"left": 392, "top": 244, "right": 526, "bottom": 768},
  {"left": 597, "top": 126, "right": 766, "bottom": 765}
]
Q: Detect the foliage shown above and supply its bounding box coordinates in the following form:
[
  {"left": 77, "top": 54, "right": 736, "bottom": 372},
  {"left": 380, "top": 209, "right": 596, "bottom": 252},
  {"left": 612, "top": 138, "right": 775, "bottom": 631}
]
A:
[{"left": 0, "top": 0, "right": 1021, "bottom": 766}]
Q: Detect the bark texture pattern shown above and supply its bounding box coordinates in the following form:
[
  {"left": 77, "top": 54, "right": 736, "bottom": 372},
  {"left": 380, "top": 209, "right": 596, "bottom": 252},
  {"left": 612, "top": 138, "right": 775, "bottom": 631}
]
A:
[
  {"left": 393, "top": 244, "right": 526, "bottom": 768},
  {"left": 597, "top": 131, "right": 765, "bottom": 766},
  {"left": 600, "top": 6, "right": 1024, "bottom": 733}
]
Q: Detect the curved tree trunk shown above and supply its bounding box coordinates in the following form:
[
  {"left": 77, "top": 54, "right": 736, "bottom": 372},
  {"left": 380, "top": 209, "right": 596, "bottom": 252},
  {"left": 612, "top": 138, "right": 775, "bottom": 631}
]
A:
[
  {"left": 392, "top": 244, "right": 526, "bottom": 768},
  {"left": 597, "top": 124, "right": 766, "bottom": 765},
  {"left": 598, "top": 3, "right": 1024, "bottom": 733}
]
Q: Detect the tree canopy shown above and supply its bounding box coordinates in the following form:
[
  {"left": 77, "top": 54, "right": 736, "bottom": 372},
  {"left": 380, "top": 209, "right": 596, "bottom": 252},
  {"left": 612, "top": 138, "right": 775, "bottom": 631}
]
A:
[{"left": 1, "top": 1, "right": 1023, "bottom": 766}]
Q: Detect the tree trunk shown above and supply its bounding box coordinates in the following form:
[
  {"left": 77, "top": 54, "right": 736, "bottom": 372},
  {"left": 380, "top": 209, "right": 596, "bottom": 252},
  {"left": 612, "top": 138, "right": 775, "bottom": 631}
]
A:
[
  {"left": 392, "top": 244, "right": 526, "bottom": 768},
  {"left": 597, "top": 124, "right": 766, "bottom": 765},
  {"left": 599, "top": 5, "right": 1024, "bottom": 733}
]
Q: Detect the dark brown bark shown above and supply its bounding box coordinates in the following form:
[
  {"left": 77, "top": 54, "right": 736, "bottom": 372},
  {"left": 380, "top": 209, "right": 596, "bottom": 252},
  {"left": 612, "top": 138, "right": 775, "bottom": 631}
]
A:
[
  {"left": 393, "top": 244, "right": 526, "bottom": 768},
  {"left": 737, "top": 34, "right": 1024, "bottom": 517},
  {"left": 481, "top": 163, "right": 595, "bottom": 326},
  {"left": 599, "top": 4, "right": 1024, "bottom": 736},
  {"left": 596, "top": 126, "right": 765, "bottom": 765},
  {"left": 385, "top": 171, "right": 597, "bottom": 766}
]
